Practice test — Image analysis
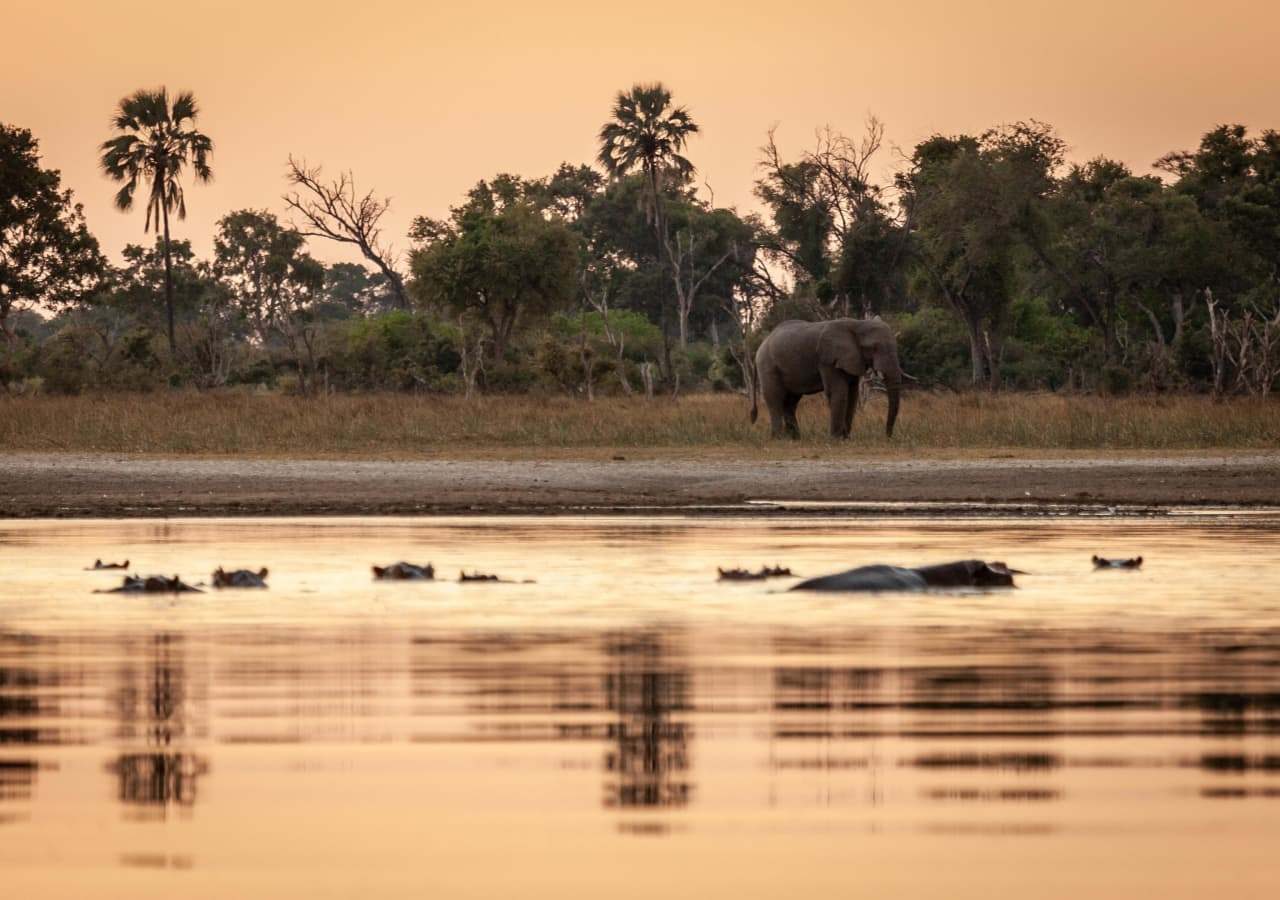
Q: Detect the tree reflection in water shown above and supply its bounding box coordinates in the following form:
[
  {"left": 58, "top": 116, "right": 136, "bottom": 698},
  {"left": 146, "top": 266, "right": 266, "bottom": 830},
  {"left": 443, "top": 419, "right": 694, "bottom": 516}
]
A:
[
  {"left": 0, "top": 633, "right": 44, "bottom": 810},
  {"left": 602, "top": 631, "right": 692, "bottom": 810},
  {"left": 109, "top": 633, "right": 207, "bottom": 810}
]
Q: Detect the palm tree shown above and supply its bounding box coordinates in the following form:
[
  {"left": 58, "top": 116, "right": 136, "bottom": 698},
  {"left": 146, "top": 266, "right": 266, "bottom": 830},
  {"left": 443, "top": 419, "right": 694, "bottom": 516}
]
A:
[
  {"left": 100, "top": 88, "right": 213, "bottom": 353},
  {"left": 597, "top": 83, "right": 699, "bottom": 361}
]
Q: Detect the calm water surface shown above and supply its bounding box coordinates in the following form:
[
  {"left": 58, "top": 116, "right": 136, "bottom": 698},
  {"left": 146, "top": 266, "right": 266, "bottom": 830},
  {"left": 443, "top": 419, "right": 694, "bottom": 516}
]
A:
[{"left": 2, "top": 514, "right": 1279, "bottom": 898}]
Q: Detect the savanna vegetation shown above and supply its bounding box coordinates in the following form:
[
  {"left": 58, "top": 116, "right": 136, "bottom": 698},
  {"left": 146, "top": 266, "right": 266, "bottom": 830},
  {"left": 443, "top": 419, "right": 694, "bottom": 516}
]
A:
[
  {"left": 2, "top": 393, "right": 1276, "bottom": 455},
  {"left": 3, "top": 84, "right": 1280, "bottom": 410}
]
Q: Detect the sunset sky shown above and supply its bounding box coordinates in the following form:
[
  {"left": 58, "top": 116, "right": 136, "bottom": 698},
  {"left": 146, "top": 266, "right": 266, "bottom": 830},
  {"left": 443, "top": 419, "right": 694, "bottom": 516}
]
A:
[{"left": 6, "top": 0, "right": 1276, "bottom": 265}]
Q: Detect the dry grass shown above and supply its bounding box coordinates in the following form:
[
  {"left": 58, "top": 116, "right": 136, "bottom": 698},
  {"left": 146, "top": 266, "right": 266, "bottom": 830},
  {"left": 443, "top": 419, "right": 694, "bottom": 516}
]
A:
[{"left": 1, "top": 390, "right": 1277, "bottom": 456}]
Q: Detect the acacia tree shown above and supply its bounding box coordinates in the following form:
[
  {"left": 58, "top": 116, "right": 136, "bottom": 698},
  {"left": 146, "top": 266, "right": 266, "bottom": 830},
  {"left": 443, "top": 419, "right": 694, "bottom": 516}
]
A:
[
  {"left": 283, "top": 157, "right": 408, "bottom": 309},
  {"left": 214, "top": 209, "right": 325, "bottom": 392},
  {"left": 899, "top": 122, "right": 1066, "bottom": 388},
  {"left": 597, "top": 83, "right": 700, "bottom": 359},
  {"left": 664, "top": 202, "right": 753, "bottom": 348},
  {"left": 756, "top": 119, "right": 905, "bottom": 315},
  {"left": 100, "top": 88, "right": 213, "bottom": 353},
  {"left": 1033, "top": 161, "right": 1221, "bottom": 370},
  {"left": 1, "top": 124, "right": 102, "bottom": 346},
  {"left": 410, "top": 178, "right": 578, "bottom": 362}
]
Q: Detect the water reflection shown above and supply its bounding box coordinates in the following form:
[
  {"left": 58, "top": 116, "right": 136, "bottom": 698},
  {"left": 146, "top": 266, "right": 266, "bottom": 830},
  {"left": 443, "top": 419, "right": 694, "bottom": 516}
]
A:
[
  {"left": 1, "top": 516, "right": 1280, "bottom": 896},
  {"left": 109, "top": 633, "right": 207, "bottom": 811},
  {"left": 603, "top": 631, "right": 691, "bottom": 809},
  {"left": 1, "top": 633, "right": 49, "bottom": 820}
]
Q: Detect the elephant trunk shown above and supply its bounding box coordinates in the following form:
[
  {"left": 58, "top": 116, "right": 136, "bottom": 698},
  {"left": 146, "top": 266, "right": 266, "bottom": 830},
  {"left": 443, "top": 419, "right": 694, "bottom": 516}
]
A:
[
  {"left": 877, "top": 349, "right": 902, "bottom": 438},
  {"left": 885, "top": 380, "right": 900, "bottom": 438}
]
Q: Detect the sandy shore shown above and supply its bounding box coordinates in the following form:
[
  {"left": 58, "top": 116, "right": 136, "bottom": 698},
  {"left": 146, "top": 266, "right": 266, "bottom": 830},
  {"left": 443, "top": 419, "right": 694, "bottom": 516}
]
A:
[{"left": 1, "top": 452, "right": 1277, "bottom": 517}]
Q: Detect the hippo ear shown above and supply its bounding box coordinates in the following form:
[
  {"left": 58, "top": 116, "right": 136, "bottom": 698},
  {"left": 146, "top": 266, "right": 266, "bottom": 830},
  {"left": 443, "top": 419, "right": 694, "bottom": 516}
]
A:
[
  {"left": 372, "top": 566, "right": 385, "bottom": 578},
  {"left": 259, "top": 568, "right": 269, "bottom": 578},
  {"left": 817, "top": 322, "right": 866, "bottom": 376}
]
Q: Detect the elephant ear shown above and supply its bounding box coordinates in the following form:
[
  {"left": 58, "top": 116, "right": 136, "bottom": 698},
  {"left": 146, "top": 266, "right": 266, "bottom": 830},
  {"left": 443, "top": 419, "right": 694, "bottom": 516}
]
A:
[{"left": 817, "top": 322, "right": 867, "bottom": 376}]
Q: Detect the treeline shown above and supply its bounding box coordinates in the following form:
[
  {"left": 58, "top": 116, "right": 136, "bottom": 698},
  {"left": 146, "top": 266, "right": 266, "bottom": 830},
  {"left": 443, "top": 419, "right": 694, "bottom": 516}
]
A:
[{"left": 2, "top": 85, "right": 1279, "bottom": 397}]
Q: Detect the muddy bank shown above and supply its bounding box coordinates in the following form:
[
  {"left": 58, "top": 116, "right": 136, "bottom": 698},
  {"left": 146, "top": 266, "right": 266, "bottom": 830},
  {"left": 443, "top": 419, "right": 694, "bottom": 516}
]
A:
[{"left": 0, "top": 452, "right": 1277, "bottom": 518}]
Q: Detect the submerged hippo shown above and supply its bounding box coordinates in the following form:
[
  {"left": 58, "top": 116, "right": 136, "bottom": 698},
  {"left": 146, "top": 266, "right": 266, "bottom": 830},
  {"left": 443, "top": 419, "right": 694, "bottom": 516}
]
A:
[
  {"left": 718, "top": 565, "right": 794, "bottom": 581},
  {"left": 1092, "top": 555, "right": 1142, "bottom": 569},
  {"left": 373, "top": 562, "right": 435, "bottom": 580},
  {"left": 790, "top": 560, "right": 1023, "bottom": 593},
  {"left": 212, "top": 567, "right": 269, "bottom": 588},
  {"left": 458, "top": 571, "right": 535, "bottom": 584},
  {"left": 90, "top": 559, "right": 130, "bottom": 570},
  {"left": 97, "top": 575, "right": 202, "bottom": 594}
]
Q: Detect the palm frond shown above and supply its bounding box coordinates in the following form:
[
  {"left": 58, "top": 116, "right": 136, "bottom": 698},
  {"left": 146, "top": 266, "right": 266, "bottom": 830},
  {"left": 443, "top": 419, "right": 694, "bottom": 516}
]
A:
[
  {"left": 101, "top": 85, "right": 213, "bottom": 229},
  {"left": 171, "top": 90, "right": 199, "bottom": 125},
  {"left": 112, "top": 181, "right": 137, "bottom": 212}
]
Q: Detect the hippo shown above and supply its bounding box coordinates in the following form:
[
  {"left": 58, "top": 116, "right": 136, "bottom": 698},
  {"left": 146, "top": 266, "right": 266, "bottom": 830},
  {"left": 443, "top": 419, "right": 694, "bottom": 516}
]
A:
[
  {"left": 718, "top": 565, "right": 794, "bottom": 581},
  {"left": 373, "top": 562, "right": 435, "bottom": 580},
  {"left": 90, "top": 559, "right": 130, "bottom": 570},
  {"left": 458, "top": 571, "right": 535, "bottom": 584},
  {"left": 1092, "top": 555, "right": 1142, "bottom": 569},
  {"left": 790, "top": 560, "right": 1023, "bottom": 593},
  {"left": 97, "top": 575, "right": 202, "bottom": 594},
  {"left": 212, "top": 567, "right": 269, "bottom": 588}
]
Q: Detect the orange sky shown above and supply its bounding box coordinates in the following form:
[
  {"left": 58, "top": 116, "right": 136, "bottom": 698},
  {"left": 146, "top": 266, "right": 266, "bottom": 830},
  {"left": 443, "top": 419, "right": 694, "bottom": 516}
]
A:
[{"left": 5, "top": 0, "right": 1277, "bottom": 266}]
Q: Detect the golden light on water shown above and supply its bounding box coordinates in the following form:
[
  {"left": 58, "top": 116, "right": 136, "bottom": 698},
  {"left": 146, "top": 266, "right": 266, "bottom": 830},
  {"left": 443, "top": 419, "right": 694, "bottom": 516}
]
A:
[{"left": 3, "top": 515, "right": 1279, "bottom": 897}]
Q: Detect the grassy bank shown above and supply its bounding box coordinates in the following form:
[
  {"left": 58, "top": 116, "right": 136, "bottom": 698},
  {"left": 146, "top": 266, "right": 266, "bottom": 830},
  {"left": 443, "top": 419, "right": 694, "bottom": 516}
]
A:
[{"left": 1, "top": 391, "right": 1277, "bottom": 455}]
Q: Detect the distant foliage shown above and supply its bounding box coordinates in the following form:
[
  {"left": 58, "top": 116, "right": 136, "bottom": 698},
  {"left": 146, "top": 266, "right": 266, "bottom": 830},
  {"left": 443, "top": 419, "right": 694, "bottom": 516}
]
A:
[{"left": 5, "top": 96, "right": 1280, "bottom": 398}]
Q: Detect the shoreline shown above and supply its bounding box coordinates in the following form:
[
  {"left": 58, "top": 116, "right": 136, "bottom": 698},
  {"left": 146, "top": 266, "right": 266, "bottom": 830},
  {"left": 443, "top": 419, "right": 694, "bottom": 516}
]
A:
[{"left": 2, "top": 452, "right": 1278, "bottom": 518}]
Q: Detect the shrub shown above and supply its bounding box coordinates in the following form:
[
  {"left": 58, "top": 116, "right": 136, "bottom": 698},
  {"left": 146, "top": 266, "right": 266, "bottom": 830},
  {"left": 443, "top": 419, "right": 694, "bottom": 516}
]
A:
[{"left": 329, "top": 311, "right": 461, "bottom": 391}]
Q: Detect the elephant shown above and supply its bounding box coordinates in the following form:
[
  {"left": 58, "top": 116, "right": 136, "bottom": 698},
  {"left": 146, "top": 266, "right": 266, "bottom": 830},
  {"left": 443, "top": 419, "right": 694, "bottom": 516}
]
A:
[
  {"left": 751, "top": 318, "right": 903, "bottom": 439},
  {"left": 790, "top": 560, "right": 1022, "bottom": 592},
  {"left": 212, "top": 567, "right": 269, "bottom": 588}
]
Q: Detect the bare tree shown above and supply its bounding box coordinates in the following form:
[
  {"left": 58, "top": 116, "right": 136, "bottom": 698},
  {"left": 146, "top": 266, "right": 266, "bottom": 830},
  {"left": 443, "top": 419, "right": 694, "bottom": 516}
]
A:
[
  {"left": 580, "top": 268, "right": 633, "bottom": 395},
  {"left": 283, "top": 157, "right": 408, "bottom": 308},
  {"left": 1205, "top": 287, "right": 1280, "bottom": 398},
  {"left": 720, "top": 254, "right": 772, "bottom": 402},
  {"left": 663, "top": 225, "right": 740, "bottom": 348},
  {"left": 756, "top": 117, "right": 901, "bottom": 316}
]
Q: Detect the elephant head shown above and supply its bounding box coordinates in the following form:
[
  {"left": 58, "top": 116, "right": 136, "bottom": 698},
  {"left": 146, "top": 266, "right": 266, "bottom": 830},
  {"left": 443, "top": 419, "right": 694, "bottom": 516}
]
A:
[{"left": 818, "top": 319, "right": 903, "bottom": 437}]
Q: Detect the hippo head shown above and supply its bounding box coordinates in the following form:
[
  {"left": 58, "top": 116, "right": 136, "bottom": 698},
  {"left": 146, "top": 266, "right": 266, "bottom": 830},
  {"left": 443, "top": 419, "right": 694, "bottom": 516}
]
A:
[{"left": 972, "top": 561, "right": 1022, "bottom": 587}]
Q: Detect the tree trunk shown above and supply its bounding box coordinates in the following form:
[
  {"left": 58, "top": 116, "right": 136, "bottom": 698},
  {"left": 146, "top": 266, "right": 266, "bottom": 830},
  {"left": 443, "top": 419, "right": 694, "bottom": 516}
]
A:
[
  {"left": 983, "top": 328, "right": 1002, "bottom": 392},
  {"left": 647, "top": 166, "right": 675, "bottom": 377},
  {"left": 966, "top": 320, "right": 985, "bottom": 387},
  {"left": 160, "top": 197, "right": 176, "bottom": 355}
]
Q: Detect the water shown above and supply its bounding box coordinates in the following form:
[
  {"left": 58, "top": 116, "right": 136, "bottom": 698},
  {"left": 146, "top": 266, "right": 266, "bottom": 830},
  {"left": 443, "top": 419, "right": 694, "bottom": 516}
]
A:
[{"left": 2, "top": 514, "right": 1279, "bottom": 898}]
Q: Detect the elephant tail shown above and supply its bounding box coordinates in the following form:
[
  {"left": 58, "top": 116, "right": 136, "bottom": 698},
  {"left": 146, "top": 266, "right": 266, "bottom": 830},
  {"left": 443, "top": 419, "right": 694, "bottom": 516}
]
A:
[{"left": 749, "top": 372, "right": 759, "bottom": 424}]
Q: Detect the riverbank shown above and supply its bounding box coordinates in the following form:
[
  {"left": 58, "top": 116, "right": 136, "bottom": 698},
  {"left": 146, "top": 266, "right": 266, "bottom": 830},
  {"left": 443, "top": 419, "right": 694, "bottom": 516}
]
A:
[{"left": 2, "top": 451, "right": 1277, "bottom": 517}]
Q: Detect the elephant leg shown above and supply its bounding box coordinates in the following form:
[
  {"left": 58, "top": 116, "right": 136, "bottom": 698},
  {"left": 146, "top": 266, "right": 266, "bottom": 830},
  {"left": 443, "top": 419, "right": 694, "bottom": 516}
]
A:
[
  {"left": 782, "top": 393, "right": 801, "bottom": 439},
  {"left": 824, "top": 377, "right": 851, "bottom": 438},
  {"left": 763, "top": 375, "right": 788, "bottom": 438},
  {"left": 843, "top": 375, "right": 860, "bottom": 436}
]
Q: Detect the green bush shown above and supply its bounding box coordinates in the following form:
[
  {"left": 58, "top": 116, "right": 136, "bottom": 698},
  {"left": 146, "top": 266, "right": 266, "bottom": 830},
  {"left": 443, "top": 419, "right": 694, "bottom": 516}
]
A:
[
  {"left": 36, "top": 324, "right": 167, "bottom": 393},
  {"left": 329, "top": 311, "right": 461, "bottom": 391},
  {"left": 893, "top": 307, "right": 972, "bottom": 388}
]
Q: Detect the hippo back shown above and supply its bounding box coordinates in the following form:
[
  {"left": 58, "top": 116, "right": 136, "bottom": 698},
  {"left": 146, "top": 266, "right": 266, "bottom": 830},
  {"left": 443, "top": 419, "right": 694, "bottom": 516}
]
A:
[{"left": 790, "top": 565, "right": 929, "bottom": 593}]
